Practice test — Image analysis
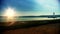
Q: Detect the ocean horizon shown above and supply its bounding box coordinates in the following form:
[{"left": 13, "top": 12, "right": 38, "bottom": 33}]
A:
[{"left": 0, "top": 16, "right": 60, "bottom": 22}]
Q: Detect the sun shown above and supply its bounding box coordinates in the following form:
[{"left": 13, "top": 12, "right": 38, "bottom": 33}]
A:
[
  {"left": 4, "top": 7, "right": 15, "bottom": 17},
  {"left": 4, "top": 7, "right": 16, "bottom": 26}
]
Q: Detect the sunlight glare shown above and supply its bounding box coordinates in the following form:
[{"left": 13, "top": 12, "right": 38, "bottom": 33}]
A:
[{"left": 4, "top": 7, "right": 16, "bottom": 26}]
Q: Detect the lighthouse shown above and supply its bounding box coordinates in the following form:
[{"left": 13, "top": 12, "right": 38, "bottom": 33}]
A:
[
  {"left": 53, "top": 12, "right": 56, "bottom": 18},
  {"left": 53, "top": 12, "right": 55, "bottom": 16}
]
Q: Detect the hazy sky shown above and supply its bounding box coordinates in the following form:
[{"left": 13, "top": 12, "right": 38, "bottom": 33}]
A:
[{"left": 0, "top": 0, "right": 60, "bottom": 16}]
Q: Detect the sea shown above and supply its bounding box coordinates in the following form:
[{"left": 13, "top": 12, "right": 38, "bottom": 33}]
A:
[{"left": 0, "top": 16, "right": 60, "bottom": 22}]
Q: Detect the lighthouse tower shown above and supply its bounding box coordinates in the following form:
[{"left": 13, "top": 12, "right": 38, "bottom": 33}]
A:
[
  {"left": 53, "top": 12, "right": 56, "bottom": 18},
  {"left": 53, "top": 12, "right": 55, "bottom": 16}
]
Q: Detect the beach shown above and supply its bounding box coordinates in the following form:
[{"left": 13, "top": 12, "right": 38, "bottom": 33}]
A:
[{"left": 0, "top": 19, "right": 60, "bottom": 34}]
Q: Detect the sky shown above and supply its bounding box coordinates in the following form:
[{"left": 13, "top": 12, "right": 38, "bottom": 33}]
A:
[{"left": 0, "top": 0, "right": 60, "bottom": 16}]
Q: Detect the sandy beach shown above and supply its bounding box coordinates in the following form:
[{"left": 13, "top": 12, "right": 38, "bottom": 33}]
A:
[{"left": 0, "top": 19, "right": 60, "bottom": 34}]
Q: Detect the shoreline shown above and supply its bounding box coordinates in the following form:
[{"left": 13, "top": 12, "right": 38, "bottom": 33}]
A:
[
  {"left": 0, "top": 19, "right": 60, "bottom": 34},
  {"left": 0, "top": 19, "right": 60, "bottom": 29}
]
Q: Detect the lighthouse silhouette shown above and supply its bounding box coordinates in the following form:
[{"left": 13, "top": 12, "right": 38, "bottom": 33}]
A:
[
  {"left": 53, "top": 12, "right": 55, "bottom": 16},
  {"left": 53, "top": 12, "right": 56, "bottom": 18}
]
